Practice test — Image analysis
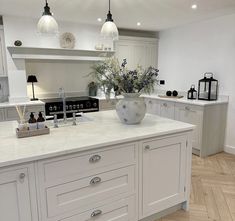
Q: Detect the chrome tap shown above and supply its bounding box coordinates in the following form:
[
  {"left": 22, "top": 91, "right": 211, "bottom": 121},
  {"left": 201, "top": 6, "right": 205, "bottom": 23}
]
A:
[{"left": 58, "top": 87, "right": 67, "bottom": 123}]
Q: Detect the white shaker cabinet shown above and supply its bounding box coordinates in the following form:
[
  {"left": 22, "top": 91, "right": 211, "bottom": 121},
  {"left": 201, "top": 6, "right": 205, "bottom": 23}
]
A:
[
  {"left": 140, "top": 135, "right": 189, "bottom": 218},
  {"left": 160, "top": 101, "right": 175, "bottom": 119},
  {"left": 0, "top": 165, "right": 37, "bottom": 221},
  {"left": 175, "top": 104, "right": 203, "bottom": 151},
  {"left": 115, "top": 36, "right": 158, "bottom": 69},
  {"left": 0, "top": 27, "right": 7, "bottom": 76}
]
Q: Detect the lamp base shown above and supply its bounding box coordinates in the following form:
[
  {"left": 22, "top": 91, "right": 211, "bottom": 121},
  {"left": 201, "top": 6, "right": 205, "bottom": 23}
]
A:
[{"left": 31, "top": 98, "right": 39, "bottom": 101}]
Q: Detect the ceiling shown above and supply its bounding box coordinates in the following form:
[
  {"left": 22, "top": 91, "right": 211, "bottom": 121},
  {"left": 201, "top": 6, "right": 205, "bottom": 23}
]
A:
[{"left": 0, "top": 0, "right": 235, "bottom": 31}]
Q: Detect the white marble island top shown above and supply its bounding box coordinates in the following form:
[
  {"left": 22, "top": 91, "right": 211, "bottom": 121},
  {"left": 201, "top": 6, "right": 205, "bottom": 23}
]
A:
[{"left": 0, "top": 111, "right": 194, "bottom": 168}]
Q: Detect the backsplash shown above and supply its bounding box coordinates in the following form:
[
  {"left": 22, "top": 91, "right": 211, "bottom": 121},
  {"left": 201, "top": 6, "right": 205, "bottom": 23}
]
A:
[{"left": 0, "top": 78, "right": 9, "bottom": 102}]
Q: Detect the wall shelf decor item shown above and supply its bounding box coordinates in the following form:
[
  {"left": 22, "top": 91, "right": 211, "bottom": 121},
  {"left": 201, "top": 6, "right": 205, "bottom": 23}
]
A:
[
  {"left": 37, "top": 0, "right": 58, "bottom": 35},
  {"left": 60, "top": 32, "right": 76, "bottom": 49},
  {"left": 101, "top": 0, "right": 119, "bottom": 41},
  {"left": 198, "top": 73, "right": 218, "bottom": 101}
]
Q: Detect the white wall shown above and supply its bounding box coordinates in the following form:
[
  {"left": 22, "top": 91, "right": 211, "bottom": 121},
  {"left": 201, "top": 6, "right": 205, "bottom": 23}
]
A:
[
  {"left": 3, "top": 16, "right": 108, "bottom": 100},
  {"left": 158, "top": 13, "right": 235, "bottom": 152}
]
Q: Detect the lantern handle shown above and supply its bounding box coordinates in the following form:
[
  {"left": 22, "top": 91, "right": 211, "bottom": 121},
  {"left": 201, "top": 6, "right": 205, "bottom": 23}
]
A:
[
  {"left": 191, "top": 84, "right": 195, "bottom": 89},
  {"left": 204, "top": 72, "right": 214, "bottom": 79}
]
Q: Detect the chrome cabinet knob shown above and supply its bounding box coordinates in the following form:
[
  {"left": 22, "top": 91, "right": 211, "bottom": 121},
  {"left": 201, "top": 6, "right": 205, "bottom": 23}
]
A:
[
  {"left": 89, "top": 155, "right": 101, "bottom": 163},
  {"left": 19, "top": 173, "right": 26, "bottom": 182},
  {"left": 185, "top": 106, "right": 190, "bottom": 111},
  {"left": 145, "top": 145, "right": 150, "bottom": 150},
  {"left": 91, "top": 210, "right": 102, "bottom": 217},
  {"left": 90, "top": 177, "right": 102, "bottom": 185}
]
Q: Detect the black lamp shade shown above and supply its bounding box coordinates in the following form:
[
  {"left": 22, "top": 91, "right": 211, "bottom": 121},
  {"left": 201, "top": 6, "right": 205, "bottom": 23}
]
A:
[{"left": 27, "top": 75, "right": 38, "bottom": 83}]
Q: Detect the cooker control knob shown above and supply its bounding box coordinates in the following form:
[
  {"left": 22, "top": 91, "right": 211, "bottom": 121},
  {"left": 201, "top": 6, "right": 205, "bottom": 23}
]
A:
[
  {"left": 49, "top": 106, "right": 53, "bottom": 111},
  {"left": 86, "top": 101, "right": 91, "bottom": 108},
  {"left": 80, "top": 104, "right": 84, "bottom": 109},
  {"left": 73, "top": 105, "right": 76, "bottom": 109},
  {"left": 53, "top": 106, "right": 57, "bottom": 111},
  {"left": 77, "top": 104, "right": 80, "bottom": 109},
  {"left": 66, "top": 105, "right": 69, "bottom": 110},
  {"left": 93, "top": 102, "right": 97, "bottom": 107},
  {"left": 69, "top": 105, "right": 73, "bottom": 110}
]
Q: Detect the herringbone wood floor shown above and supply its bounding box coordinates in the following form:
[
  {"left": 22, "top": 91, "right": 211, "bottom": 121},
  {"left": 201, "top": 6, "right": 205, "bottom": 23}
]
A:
[{"left": 157, "top": 153, "right": 235, "bottom": 221}]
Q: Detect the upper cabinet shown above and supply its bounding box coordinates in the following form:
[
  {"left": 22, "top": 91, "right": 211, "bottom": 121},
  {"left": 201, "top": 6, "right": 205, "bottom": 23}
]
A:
[
  {"left": 0, "top": 27, "right": 7, "bottom": 77},
  {"left": 114, "top": 36, "right": 158, "bottom": 70}
]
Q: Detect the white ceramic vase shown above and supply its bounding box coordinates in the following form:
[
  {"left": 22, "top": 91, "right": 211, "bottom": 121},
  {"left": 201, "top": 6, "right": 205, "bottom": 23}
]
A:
[{"left": 116, "top": 93, "right": 146, "bottom": 125}]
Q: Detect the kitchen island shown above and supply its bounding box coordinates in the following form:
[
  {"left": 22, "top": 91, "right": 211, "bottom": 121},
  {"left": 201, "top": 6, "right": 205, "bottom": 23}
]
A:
[{"left": 0, "top": 110, "right": 194, "bottom": 221}]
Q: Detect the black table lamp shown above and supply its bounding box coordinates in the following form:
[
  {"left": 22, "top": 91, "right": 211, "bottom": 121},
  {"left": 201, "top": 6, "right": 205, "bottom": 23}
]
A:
[{"left": 27, "top": 75, "right": 38, "bottom": 101}]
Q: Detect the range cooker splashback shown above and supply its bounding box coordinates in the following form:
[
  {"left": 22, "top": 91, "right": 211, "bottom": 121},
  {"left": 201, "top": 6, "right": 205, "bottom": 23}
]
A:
[{"left": 43, "top": 96, "right": 99, "bottom": 119}]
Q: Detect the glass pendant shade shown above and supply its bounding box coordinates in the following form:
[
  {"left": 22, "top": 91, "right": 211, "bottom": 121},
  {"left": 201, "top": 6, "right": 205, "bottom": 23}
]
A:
[
  {"left": 101, "top": 21, "right": 119, "bottom": 41},
  {"left": 37, "top": 0, "right": 58, "bottom": 35},
  {"left": 101, "top": 0, "right": 119, "bottom": 41}
]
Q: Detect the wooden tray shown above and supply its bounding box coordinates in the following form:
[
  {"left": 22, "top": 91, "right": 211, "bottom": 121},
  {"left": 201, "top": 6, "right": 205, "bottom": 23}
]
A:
[
  {"left": 16, "top": 126, "right": 50, "bottom": 138},
  {"left": 158, "top": 95, "right": 184, "bottom": 99}
]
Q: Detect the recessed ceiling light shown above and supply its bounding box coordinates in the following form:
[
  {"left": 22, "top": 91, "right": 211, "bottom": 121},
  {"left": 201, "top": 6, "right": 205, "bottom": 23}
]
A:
[
  {"left": 97, "top": 18, "right": 102, "bottom": 22},
  {"left": 191, "top": 4, "right": 198, "bottom": 10},
  {"left": 137, "top": 22, "right": 141, "bottom": 26}
]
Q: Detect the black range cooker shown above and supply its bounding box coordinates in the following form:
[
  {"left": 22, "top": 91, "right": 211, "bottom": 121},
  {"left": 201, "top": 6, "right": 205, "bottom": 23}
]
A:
[{"left": 42, "top": 96, "right": 99, "bottom": 119}]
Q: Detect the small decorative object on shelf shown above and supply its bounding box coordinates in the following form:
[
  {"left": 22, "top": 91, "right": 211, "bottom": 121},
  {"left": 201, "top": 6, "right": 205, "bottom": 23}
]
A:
[
  {"left": 95, "top": 44, "right": 104, "bottom": 51},
  {"left": 60, "top": 32, "right": 76, "bottom": 49},
  {"left": 90, "top": 57, "right": 159, "bottom": 124},
  {"left": 88, "top": 82, "right": 98, "bottom": 96},
  {"left": 187, "top": 85, "right": 197, "bottom": 100},
  {"left": 172, "top": 90, "right": 178, "bottom": 97},
  {"left": 27, "top": 75, "right": 39, "bottom": 101},
  {"left": 198, "top": 73, "right": 218, "bottom": 101},
  {"left": 166, "top": 91, "right": 172, "bottom": 96},
  {"left": 14, "top": 40, "right": 22, "bottom": 47}
]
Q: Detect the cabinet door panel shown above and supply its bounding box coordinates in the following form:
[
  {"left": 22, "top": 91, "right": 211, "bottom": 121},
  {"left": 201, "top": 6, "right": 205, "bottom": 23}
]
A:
[
  {"left": 145, "top": 98, "right": 160, "bottom": 115},
  {"left": 0, "top": 108, "right": 5, "bottom": 121},
  {"left": 175, "top": 105, "right": 203, "bottom": 150},
  {"left": 0, "top": 168, "right": 32, "bottom": 221},
  {"left": 160, "top": 101, "right": 175, "bottom": 119},
  {"left": 142, "top": 135, "right": 187, "bottom": 216}
]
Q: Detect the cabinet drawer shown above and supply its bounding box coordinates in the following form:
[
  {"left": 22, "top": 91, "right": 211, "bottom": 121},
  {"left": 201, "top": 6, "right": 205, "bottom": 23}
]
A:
[
  {"left": 39, "top": 143, "right": 136, "bottom": 185},
  {"left": 59, "top": 196, "right": 135, "bottom": 221},
  {"left": 45, "top": 166, "right": 135, "bottom": 218},
  {"left": 0, "top": 108, "right": 5, "bottom": 121}
]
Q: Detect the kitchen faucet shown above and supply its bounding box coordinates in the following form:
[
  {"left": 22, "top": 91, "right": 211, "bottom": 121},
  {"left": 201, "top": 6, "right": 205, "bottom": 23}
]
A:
[{"left": 58, "top": 87, "right": 67, "bottom": 123}]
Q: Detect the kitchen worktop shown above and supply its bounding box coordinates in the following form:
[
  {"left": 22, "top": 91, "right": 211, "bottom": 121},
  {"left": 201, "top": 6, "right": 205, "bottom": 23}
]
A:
[
  {"left": 0, "top": 110, "right": 194, "bottom": 168},
  {"left": 0, "top": 100, "right": 45, "bottom": 108},
  {"left": 93, "top": 93, "right": 229, "bottom": 106}
]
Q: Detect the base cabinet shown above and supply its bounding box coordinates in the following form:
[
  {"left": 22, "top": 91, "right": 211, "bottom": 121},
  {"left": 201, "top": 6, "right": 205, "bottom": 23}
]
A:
[
  {"left": 141, "top": 135, "right": 188, "bottom": 217},
  {"left": 145, "top": 98, "right": 227, "bottom": 157},
  {"left": 0, "top": 132, "right": 192, "bottom": 221},
  {"left": 0, "top": 167, "right": 34, "bottom": 221}
]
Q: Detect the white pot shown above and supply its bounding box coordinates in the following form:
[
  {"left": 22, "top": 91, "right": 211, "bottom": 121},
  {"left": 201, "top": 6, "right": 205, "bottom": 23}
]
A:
[{"left": 116, "top": 93, "right": 146, "bottom": 125}]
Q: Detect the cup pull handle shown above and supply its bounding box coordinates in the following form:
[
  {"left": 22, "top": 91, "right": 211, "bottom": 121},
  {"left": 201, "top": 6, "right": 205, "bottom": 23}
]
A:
[
  {"left": 91, "top": 210, "right": 102, "bottom": 217},
  {"left": 90, "top": 177, "right": 102, "bottom": 185},
  {"left": 89, "top": 155, "right": 101, "bottom": 163}
]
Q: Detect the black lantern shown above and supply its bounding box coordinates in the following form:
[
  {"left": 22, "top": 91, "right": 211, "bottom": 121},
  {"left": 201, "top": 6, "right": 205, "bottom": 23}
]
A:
[
  {"left": 187, "top": 85, "right": 197, "bottom": 100},
  {"left": 27, "top": 75, "right": 38, "bottom": 101},
  {"left": 198, "top": 73, "right": 218, "bottom": 101}
]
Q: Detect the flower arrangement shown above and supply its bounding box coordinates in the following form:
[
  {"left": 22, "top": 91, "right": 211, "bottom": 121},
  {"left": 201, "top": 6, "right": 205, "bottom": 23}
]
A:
[{"left": 90, "top": 57, "right": 159, "bottom": 97}]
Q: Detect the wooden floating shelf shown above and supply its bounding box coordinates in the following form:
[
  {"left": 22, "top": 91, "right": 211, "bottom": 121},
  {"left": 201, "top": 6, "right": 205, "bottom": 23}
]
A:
[{"left": 8, "top": 46, "right": 115, "bottom": 61}]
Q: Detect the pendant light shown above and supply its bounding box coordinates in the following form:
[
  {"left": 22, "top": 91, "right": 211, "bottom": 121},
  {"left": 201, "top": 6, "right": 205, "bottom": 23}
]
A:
[
  {"left": 37, "top": 0, "right": 59, "bottom": 35},
  {"left": 101, "top": 0, "right": 119, "bottom": 41}
]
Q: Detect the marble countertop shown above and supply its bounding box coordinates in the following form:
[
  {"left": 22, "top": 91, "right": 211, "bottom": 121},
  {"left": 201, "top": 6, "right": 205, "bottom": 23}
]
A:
[
  {"left": 0, "top": 110, "right": 194, "bottom": 168},
  {"left": 0, "top": 100, "right": 45, "bottom": 108},
  {"left": 93, "top": 94, "right": 229, "bottom": 106}
]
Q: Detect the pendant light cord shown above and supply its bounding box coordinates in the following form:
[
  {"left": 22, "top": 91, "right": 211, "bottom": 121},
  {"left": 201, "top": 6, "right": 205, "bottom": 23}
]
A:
[{"left": 109, "top": 0, "right": 111, "bottom": 12}]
